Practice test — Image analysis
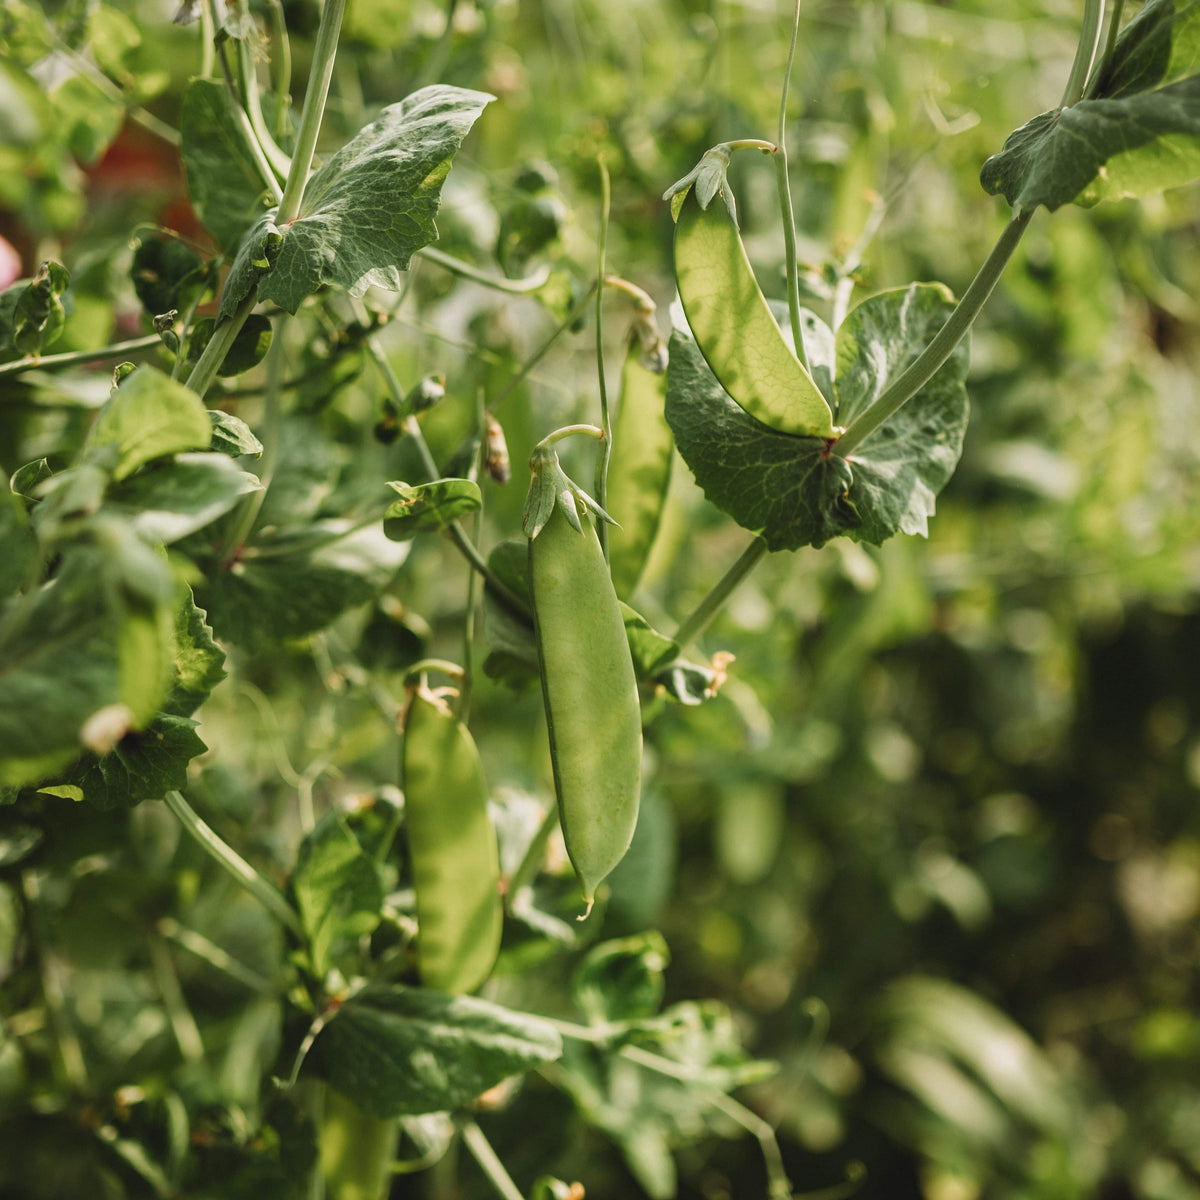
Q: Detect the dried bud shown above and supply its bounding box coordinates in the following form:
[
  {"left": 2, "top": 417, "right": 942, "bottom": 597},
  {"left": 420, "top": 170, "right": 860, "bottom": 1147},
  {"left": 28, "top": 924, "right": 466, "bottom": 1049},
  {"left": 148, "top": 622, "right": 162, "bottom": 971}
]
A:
[{"left": 483, "top": 412, "right": 511, "bottom": 484}]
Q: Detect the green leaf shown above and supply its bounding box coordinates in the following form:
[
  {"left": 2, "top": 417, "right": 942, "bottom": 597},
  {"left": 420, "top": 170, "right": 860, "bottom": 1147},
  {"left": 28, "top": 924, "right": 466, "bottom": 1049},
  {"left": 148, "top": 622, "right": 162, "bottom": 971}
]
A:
[
  {"left": 619, "top": 604, "right": 678, "bottom": 677},
  {"left": 83, "top": 366, "right": 213, "bottom": 482},
  {"left": 197, "top": 522, "right": 409, "bottom": 645},
  {"left": 665, "top": 283, "right": 969, "bottom": 550},
  {"left": 981, "top": 0, "right": 1200, "bottom": 210},
  {"left": 50, "top": 73, "right": 123, "bottom": 165},
  {"left": 292, "top": 814, "right": 384, "bottom": 978},
  {"left": 12, "top": 260, "right": 70, "bottom": 356},
  {"left": 131, "top": 238, "right": 210, "bottom": 318},
  {"left": 0, "top": 548, "right": 171, "bottom": 787},
  {"left": 383, "top": 478, "right": 482, "bottom": 540},
  {"left": 180, "top": 78, "right": 276, "bottom": 250},
  {"left": 481, "top": 540, "right": 539, "bottom": 691},
  {"left": 165, "top": 589, "right": 227, "bottom": 718},
  {"left": 208, "top": 410, "right": 264, "bottom": 458},
  {"left": 110, "top": 452, "right": 261, "bottom": 544},
  {"left": 572, "top": 932, "right": 670, "bottom": 1026},
  {"left": 55, "top": 716, "right": 207, "bottom": 810},
  {"left": 607, "top": 343, "right": 673, "bottom": 598},
  {"left": 186, "top": 314, "right": 273, "bottom": 377},
  {"left": 0, "top": 487, "right": 34, "bottom": 597},
  {"left": 311, "top": 985, "right": 562, "bottom": 1117},
  {"left": 221, "top": 86, "right": 493, "bottom": 318}
]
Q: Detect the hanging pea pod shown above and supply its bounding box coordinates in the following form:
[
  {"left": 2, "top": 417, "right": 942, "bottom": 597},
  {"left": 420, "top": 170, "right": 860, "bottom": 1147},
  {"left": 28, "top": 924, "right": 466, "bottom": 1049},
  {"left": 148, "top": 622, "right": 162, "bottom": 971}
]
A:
[
  {"left": 402, "top": 678, "right": 503, "bottom": 994},
  {"left": 524, "top": 436, "right": 643, "bottom": 912},
  {"left": 672, "top": 186, "right": 837, "bottom": 439},
  {"left": 606, "top": 334, "right": 673, "bottom": 598}
]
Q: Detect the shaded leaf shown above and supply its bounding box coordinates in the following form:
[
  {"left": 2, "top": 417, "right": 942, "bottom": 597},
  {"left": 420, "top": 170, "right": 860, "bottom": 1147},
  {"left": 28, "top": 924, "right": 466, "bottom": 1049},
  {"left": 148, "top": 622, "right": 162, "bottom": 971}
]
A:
[
  {"left": 131, "top": 237, "right": 209, "bottom": 317},
  {"left": 186, "top": 314, "right": 273, "bottom": 377},
  {"left": 165, "top": 589, "right": 226, "bottom": 718},
  {"left": 312, "top": 985, "right": 562, "bottom": 1117},
  {"left": 12, "top": 260, "right": 69, "bottom": 357},
  {"left": 573, "top": 932, "right": 669, "bottom": 1026}
]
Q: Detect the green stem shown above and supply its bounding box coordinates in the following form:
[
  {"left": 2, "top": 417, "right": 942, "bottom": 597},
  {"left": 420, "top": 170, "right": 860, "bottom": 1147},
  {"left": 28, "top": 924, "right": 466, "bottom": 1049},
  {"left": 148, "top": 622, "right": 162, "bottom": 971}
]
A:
[
  {"left": 266, "top": 0, "right": 294, "bottom": 139},
  {"left": 1088, "top": 0, "right": 1126, "bottom": 98},
  {"left": 603, "top": 274, "right": 656, "bottom": 312},
  {"left": 218, "top": 39, "right": 284, "bottom": 200},
  {"left": 147, "top": 933, "right": 205, "bottom": 1062},
  {"left": 405, "top": 657, "right": 467, "bottom": 684},
  {"left": 489, "top": 277, "right": 599, "bottom": 411},
  {"left": 460, "top": 398, "right": 486, "bottom": 717},
  {"left": 461, "top": 1121, "right": 526, "bottom": 1200},
  {"left": 184, "top": 288, "right": 259, "bottom": 400},
  {"left": 536, "top": 423, "right": 604, "bottom": 451},
  {"left": 776, "top": 0, "right": 808, "bottom": 369},
  {"left": 220, "top": 312, "right": 288, "bottom": 564},
  {"left": 163, "top": 789, "right": 304, "bottom": 938},
  {"left": 158, "top": 918, "right": 276, "bottom": 993},
  {"left": 0, "top": 333, "right": 163, "bottom": 380},
  {"left": 671, "top": 536, "right": 769, "bottom": 651},
  {"left": 835, "top": 207, "right": 1034, "bottom": 458},
  {"left": 198, "top": 0, "right": 216, "bottom": 78},
  {"left": 417, "top": 246, "right": 551, "bottom": 294},
  {"left": 237, "top": 36, "right": 293, "bottom": 180},
  {"left": 593, "top": 158, "right": 613, "bottom": 562},
  {"left": 276, "top": 0, "right": 347, "bottom": 225},
  {"left": 505, "top": 803, "right": 558, "bottom": 897},
  {"left": 1061, "top": 0, "right": 1106, "bottom": 108}
]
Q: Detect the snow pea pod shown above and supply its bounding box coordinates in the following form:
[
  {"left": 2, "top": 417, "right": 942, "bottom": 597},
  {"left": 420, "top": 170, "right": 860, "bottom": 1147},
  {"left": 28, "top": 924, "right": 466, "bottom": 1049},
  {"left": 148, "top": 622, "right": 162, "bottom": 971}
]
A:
[
  {"left": 673, "top": 187, "right": 836, "bottom": 438},
  {"left": 526, "top": 452, "right": 643, "bottom": 911},
  {"left": 607, "top": 338, "right": 673, "bottom": 598},
  {"left": 402, "top": 683, "right": 502, "bottom": 993}
]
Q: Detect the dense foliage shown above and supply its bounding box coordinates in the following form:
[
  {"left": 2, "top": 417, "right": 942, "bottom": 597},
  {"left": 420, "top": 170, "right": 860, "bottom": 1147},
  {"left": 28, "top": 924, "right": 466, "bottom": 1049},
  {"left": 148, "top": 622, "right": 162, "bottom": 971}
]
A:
[{"left": 3, "top": 1, "right": 1200, "bottom": 1198}]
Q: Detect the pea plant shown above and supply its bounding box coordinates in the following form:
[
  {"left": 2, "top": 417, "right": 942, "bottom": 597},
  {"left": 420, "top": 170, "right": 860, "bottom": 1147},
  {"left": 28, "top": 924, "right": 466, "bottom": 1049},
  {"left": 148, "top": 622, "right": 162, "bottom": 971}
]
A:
[{"left": 1, "top": 0, "right": 1199, "bottom": 1196}]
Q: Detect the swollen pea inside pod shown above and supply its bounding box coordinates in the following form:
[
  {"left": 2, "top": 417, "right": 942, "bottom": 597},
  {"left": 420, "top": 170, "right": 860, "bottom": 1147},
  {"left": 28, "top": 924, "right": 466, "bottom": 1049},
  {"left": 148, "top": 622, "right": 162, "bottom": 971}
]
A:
[{"left": 524, "top": 440, "right": 643, "bottom": 912}]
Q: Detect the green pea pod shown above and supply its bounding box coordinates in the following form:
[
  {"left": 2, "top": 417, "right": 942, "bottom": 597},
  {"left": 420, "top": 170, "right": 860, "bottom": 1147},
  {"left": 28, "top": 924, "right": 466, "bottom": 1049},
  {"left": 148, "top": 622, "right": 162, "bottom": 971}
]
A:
[
  {"left": 402, "top": 685, "right": 503, "bottom": 993},
  {"left": 320, "top": 1087, "right": 399, "bottom": 1200},
  {"left": 607, "top": 340, "right": 673, "bottom": 598},
  {"left": 673, "top": 187, "right": 837, "bottom": 438},
  {"left": 528, "top": 485, "right": 643, "bottom": 911}
]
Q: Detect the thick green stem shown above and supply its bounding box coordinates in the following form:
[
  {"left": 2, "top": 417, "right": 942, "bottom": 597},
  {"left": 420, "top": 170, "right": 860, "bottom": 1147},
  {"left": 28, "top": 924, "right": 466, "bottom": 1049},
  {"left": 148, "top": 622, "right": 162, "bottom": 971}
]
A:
[
  {"left": 0, "top": 333, "right": 162, "bottom": 380},
  {"left": 593, "top": 158, "right": 613, "bottom": 561},
  {"left": 835, "top": 207, "right": 1034, "bottom": 458},
  {"left": 163, "top": 789, "right": 304, "bottom": 938},
  {"left": 776, "top": 0, "right": 808, "bottom": 369},
  {"left": 266, "top": 0, "right": 294, "bottom": 138},
  {"left": 1061, "top": 0, "right": 1106, "bottom": 108},
  {"left": 1088, "top": 0, "right": 1126, "bottom": 98},
  {"left": 237, "top": 37, "right": 293, "bottom": 181},
  {"left": 671, "top": 536, "right": 769, "bottom": 651},
  {"left": 184, "top": 289, "right": 259, "bottom": 400},
  {"left": 277, "top": 0, "right": 346, "bottom": 225},
  {"left": 217, "top": 40, "right": 284, "bottom": 200}
]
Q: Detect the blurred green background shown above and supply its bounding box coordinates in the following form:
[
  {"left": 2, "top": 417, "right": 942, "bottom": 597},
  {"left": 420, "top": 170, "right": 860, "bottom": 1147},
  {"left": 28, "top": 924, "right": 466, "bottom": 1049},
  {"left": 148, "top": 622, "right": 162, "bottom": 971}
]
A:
[{"left": 4, "top": 1, "right": 1200, "bottom": 1197}]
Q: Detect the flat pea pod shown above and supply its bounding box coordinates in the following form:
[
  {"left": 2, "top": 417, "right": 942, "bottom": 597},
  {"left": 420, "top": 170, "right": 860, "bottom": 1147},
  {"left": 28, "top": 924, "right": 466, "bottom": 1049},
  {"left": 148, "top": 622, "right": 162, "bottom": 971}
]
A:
[
  {"left": 673, "top": 187, "right": 836, "bottom": 438},
  {"left": 529, "top": 491, "right": 643, "bottom": 910},
  {"left": 402, "top": 685, "right": 502, "bottom": 993},
  {"left": 607, "top": 340, "right": 673, "bottom": 599}
]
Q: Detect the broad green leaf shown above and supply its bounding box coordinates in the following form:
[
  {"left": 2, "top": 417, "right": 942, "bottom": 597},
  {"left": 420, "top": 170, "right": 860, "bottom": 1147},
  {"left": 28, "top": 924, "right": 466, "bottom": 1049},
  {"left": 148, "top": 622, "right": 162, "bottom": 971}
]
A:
[
  {"left": 620, "top": 604, "right": 678, "bottom": 677},
  {"left": 0, "top": 549, "right": 160, "bottom": 787},
  {"left": 572, "top": 932, "right": 669, "bottom": 1026},
  {"left": 221, "top": 86, "right": 493, "bottom": 317},
  {"left": 607, "top": 343, "right": 673, "bottom": 598},
  {"left": 0, "top": 487, "right": 34, "bottom": 597},
  {"left": 665, "top": 284, "right": 969, "bottom": 550},
  {"left": 130, "top": 238, "right": 210, "bottom": 318},
  {"left": 186, "top": 314, "right": 273, "bottom": 377},
  {"left": 208, "top": 410, "right": 264, "bottom": 458},
  {"left": 292, "top": 815, "right": 384, "bottom": 978},
  {"left": 197, "top": 522, "right": 409, "bottom": 645},
  {"left": 982, "top": 0, "right": 1200, "bottom": 210},
  {"left": 165, "top": 589, "right": 226, "bottom": 718},
  {"left": 12, "top": 260, "right": 69, "bottom": 356},
  {"left": 311, "top": 985, "right": 562, "bottom": 1117},
  {"left": 50, "top": 73, "right": 123, "bottom": 165},
  {"left": 110, "top": 452, "right": 261, "bottom": 544},
  {"left": 54, "top": 716, "right": 207, "bottom": 810},
  {"left": 84, "top": 366, "right": 213, "bottom": 481},
  {"left": 383, "top": 478, "right": 482, "bottom": 540},
  {"left": 180, "top": 78, "right": 276, "bottom": 250},
  {"left": 673, "top": 189, "right": 835, "bottom": 438}
]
